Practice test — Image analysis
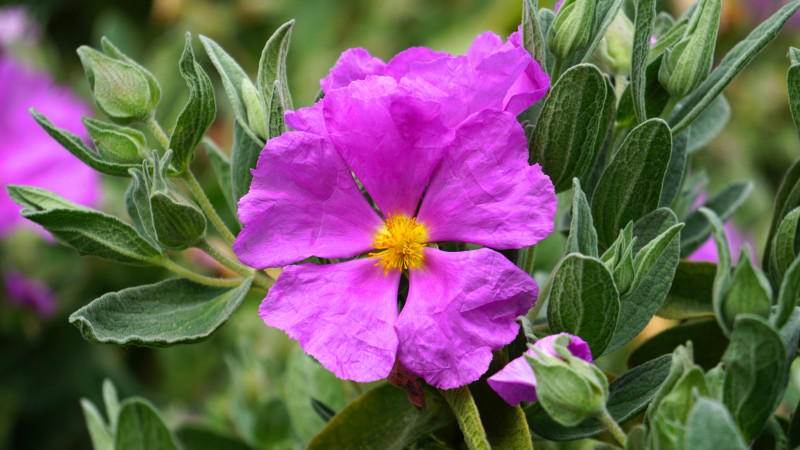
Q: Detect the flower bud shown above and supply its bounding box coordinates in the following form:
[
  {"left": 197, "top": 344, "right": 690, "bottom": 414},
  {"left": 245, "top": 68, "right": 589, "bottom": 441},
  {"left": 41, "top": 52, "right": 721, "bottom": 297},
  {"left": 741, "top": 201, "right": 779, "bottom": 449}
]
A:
[
  {"left": 593, "top": 10, "right": 634, "bottom": 75},
  {"left": 148, "top": 151, "right": 206, "bottom": 250},
  {"left": 526, "top": 334, "right": 608, "bottom": 426},
  {"left": 547, "top": 0, "right": 596, "bottom": 60},
  {"left": 657, "top": 0, "right": 721, "bottom": 98},
  {"left": 77, "top": 42, "right": 161, "bottom": 124},
  {"left": 81, "top": 116, "right": 146, "bottom": 164}
]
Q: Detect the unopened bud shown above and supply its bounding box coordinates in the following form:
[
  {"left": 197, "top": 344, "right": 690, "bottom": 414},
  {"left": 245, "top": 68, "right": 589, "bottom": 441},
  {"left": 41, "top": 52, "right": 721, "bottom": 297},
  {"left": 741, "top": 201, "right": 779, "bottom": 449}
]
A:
[
  {"left": 82, "top": 116, "right": 146, "bottom": 164},
  {"left": 547, "top": 0, "right": 596, "bottom": 60}
]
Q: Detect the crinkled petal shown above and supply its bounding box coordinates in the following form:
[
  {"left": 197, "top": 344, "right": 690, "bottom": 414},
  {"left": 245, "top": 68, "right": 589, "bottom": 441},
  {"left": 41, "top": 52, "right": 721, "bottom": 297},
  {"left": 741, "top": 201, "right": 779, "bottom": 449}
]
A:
[
  {"left": 395, "top": 248, "right": 537, "bottom": 389},
  {"left": 320, "top": 48, "right": 386, "bottom": 94},
  {"left": 503, "top": 61, "right": 550, "bottom": 116},
  {"left": 234, "top": 131, "right": 382, "bottom": 268},
  {"left": 323, "top": 75, "right": 452, "bottom": 216},
  {"left": 418, "top": 110, "right": 556, "bottom": 249},
  {"left": 261, "top": 259, "right": 400, "bottom": 382},
  {"left": 400, "top": 48, "right": 533, "bottom": 126},
  {"left": 385, "top": 47, "right": 448, "bottom": 81},
  {"left": 487, "top": 333, "right": 593, "bottom": 406},
  {"left": 284, "top": 100, "right": 328, "bottom": 138},
  {"left": 466, "top": 32, "right": 504, "bottom": 63}
]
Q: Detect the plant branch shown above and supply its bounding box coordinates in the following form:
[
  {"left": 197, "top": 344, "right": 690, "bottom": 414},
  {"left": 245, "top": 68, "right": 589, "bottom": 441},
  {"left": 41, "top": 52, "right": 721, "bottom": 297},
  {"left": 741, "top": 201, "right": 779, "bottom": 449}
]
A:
[
  {"left": 598, "top": 407, "right": 627, "bottom": 447},
  {"left": 182, "top": 171, "right": 237, "bottom": 245},
  {"left": 145, "top": 114, "right": 170, "bottom": 150},
  {"left": 196, "top": 239, "right": 273, "bottom": 290},
  {"left": 161, "top": 259, "right": 244, "bottom": 287}
]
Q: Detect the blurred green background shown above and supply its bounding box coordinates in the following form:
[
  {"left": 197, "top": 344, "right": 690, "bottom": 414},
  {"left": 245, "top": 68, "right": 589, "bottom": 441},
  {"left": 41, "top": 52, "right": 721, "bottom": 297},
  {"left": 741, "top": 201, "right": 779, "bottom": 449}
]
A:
[{"left": 0, "top": 0, "right": 798, "bottom": 448}]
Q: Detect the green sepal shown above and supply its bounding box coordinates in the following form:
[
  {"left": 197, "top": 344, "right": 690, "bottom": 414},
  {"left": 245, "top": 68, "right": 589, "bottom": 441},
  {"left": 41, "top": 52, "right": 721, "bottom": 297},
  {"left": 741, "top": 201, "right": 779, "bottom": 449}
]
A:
[
  {"left": 81, "top": 116, "right": 146, "bottom": 164},
  {"left": 148, "top": 151, "right": 206, "bottom": 250},
  {"left": 547, "top": 0, "right": 596, "bottom": 60}
]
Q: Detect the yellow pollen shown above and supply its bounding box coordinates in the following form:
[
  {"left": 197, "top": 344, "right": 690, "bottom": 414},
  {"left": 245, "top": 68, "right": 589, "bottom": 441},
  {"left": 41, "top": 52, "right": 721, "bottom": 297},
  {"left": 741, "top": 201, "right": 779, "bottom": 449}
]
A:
[{"left": 369, "top": 214, "right": 429, "bottom": 275}]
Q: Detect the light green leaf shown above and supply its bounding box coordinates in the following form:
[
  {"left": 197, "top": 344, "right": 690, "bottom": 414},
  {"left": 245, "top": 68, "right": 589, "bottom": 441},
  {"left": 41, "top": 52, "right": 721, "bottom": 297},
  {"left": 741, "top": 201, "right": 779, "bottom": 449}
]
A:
[
  {"left": 684, "top": 95, "right": 730, "bottom": 153},
  {"left": 522, "top": 0, "right": 547, "bottom": 70},
  {"left": 775, "top": 256, "right": 800, "bottom": 329},
  {"left": 566, "top": 178, "right": 598, "bottom": 257},
  {"left": 722, "top": 315, "right": 786, "bottom": 441},
  {"left": 69, "top": 277, "right": 252, "bottom": 346},
  {"left": 230, "top": 119, "right": 264, "bottom": 203},
  {"left": 308, "top": 383, "right": 455, "bottom": 450},
  {"left": 591, "top": 119, "right": 672, "bottom": 249},
  {"left": 790, "top": 60, "right": 800, "bottom": 139},
  {"left": 631, "top": 0, "right": 656, "bottom": 123},
  {"left": 103, "top": 379, "right": 120, "bottom": 433},
  {"left": 699, "top": 207, "right": 734, "bottom": 335},
  {"left": 81, "top": 116, "right": 146, "bottom": 164},
  {"left": 125, "top": 169, "right": 162, "bottom": 250},
  {"left": 631, "top": 223, "right": 684, "bottom": 290},
  {"left": 680, "top": 181, "right": 753, "bottom": 257},
  {"left": 81, "top": 399, "right": 113, "bottom": 450},
  {"left": 685, "top": 398, "right": 748, "bottom": 449},
  {"left": 268, "top": 80, "right": 287, "bottom": 139},
  {"left": 547, "top": 253, "right": 620, "bottom": 356},
  {"left": 170, "top": 32, "right": 216, "bottom": 173},
  {"left": 667, "top": 0, "right": 800, "bottom": 133},
  {"left": 8, "top": 185, "right": 163, "bottom": 264},
  {"left": 658, "top": 133, "right": 688, "bottom": 208},
  {"left": 202, "top": 138, "right": 237, "bottom": 218},
  {"left": 31, "top": 109, "right": 136, "bottom": 177},
  {"left": 765, "top": 157, "right": 800, "bottom": 284},
  {"left": 571, "top": 0, "right": 625, "bottom": 64},
  {"left": 257, "top": 20, "right": 294, "bottom": 111},
  {"left": 115, "top": 398, "right": 178, "bottom": 450},
  {"left": 772, "top": 206, "right": 800, "bottom": 278},
  {"left": 530, "top": 64, "right": 607, "bottom": 192},
  {"left": 720, "top": 247, "right": 772, "bottom": 330}
]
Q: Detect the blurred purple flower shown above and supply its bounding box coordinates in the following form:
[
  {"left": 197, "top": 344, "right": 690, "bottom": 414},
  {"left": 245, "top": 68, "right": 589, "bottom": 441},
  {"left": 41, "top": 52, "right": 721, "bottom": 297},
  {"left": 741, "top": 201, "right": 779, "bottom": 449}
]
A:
[
  {"left": 555, "top": 0, "right": 564, "bottom": 12},
  {"left": 234, "top": 32, "right": 556, "bottom": 389},
  {"left": 3, "top": 270, "right": 56, "bottom": 317},
  {"left": 0, "top": 56, "right": 99, "bottom": 238},
  {"left": 687, "top": 222, "right": 755, "bottom": 264},
  {"left": 750, "top": 0, "right": 800, "bottom": 27},
  {"left": 0, "top": 6, "right": 39, "bottom": 48},
  {"left": 488, "top": 333, "right": 594, "bottom": 406}
]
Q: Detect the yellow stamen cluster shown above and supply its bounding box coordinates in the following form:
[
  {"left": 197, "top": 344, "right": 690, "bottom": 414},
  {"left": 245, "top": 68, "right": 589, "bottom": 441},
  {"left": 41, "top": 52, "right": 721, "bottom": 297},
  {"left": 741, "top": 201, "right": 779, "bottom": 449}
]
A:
[{"left": 369, "top": 214, "right": 429, "bottom": 275}]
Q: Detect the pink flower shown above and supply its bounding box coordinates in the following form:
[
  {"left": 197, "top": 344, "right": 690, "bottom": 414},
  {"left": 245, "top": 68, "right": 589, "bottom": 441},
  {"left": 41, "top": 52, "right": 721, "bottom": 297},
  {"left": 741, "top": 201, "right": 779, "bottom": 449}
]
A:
[
  {"left": 234, "top": 32, "right": 555, "bottom": 389},
  {"left": 3, "top": 270, "right": 56, "bottom": 317},
  {"left": 687, "top": 222, "right": 755, "bottom": 265},
  {"left": 488, "top": 333, "right": 594, "bottom": 406},
  {"left": 0, "top": 56, "right": 99, "bottom": 237}
]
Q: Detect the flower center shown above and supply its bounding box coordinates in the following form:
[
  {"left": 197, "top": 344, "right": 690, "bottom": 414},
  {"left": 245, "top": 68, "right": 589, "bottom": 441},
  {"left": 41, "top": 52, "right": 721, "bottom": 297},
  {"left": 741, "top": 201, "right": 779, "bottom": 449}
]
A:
[{"left": 369, "top": 214, "right": 429, "bottom": 274}]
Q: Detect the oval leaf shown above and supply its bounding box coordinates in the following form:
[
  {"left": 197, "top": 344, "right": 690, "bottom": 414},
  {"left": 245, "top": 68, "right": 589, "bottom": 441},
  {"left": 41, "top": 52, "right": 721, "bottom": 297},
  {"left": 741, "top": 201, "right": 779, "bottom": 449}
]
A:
[{"left": 115, "top": 398, "right": 178, "bottom": 450}]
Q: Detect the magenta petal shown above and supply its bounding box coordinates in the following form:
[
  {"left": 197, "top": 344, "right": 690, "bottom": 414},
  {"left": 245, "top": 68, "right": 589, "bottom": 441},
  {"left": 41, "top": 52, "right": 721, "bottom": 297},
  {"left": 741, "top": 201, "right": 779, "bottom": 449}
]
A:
[
  {"left": 418, "top": 110, "right": 556, "bottom": 249},
  {"left": 284, "top": 100, "right": 328, "bottom": 138},
  {"left": 503, "top": 61, "right": 550, "bottom": 116},
  {"left": 261, "top": 259, "right": 400, "bottom": 382},
  {"left": 323, "top": 75, "right": 452, "bottom": 216},
  {"left": 487, "top": 333, "right": 593, "bottom": 406},
  {"left": 234, "top": 131, "right": 382, "bottom": 268},
  {"left": 466, "top": 32, "right": 504, "bottom": 63},
  {"left": 320, "top": 48, "right": 386, "bottom": 94},
  {"left": 395, "top": 248, "right": 538, "bottom": 389},
  {"left": 385, "top": 47, "right": 448, "bottom": 81}
]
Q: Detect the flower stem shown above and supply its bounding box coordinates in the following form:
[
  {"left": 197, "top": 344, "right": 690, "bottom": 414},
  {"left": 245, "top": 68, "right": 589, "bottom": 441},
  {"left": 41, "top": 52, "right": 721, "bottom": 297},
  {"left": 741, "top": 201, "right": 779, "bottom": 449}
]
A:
[
  {"left": 182, "top": 171, "right": 237, "bottom": 245},
  {"left": 145, "top": 114, "right": 170, "bottom": 150},
  {"left": 598, "top": 407, "right": 627, "bottom": 447},
  {"left": 519, "top": 244, "right": 537, "bottom": 276},
  {"left": 197, "top": 239, "right": 274, "bottom": 290},
  {"left": 660, "top": 95, "right": 680, "bottom": 121},
  {"left": 440, "top": 386, "right": 491, "bottom": 450},
  {"left": 161, "top": 259, "right": 244, "bottom": 287}
]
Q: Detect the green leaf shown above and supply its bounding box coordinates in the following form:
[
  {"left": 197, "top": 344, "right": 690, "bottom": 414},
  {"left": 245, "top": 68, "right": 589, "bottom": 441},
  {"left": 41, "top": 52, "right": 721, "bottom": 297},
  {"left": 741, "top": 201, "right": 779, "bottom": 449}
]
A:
[
  {"left": 631, "top": 207, "right": 676, "bottom": 254},
  {"left": 790, "top": 61, "right": 800, "bottom": 139},
  {"left": 616, "top": 56, "right": 672, "bottom": 128},
  {"left": 284, "top": 346, "right": 347, "bottom": 444},
  {"left": 31, "top": 109, "right": 136, "bottom": 177},
  {"left": 440, "top": 386, "right": 492, "bottom": 448},
  {"left": 667, "top": 0, "right": 800, "bottom": 134},
  {"left": 547, "top": 253, "right": 620, "bottom": 356},
  {"left": 571, "top": 0, "right": 625, "bottom": 64},
  {"left": 530, "top": 64, "right": 607, "bottom": 192},
  {"left": 522, "top": 0, "right": 547, "bottom": 70},
  {"left": 580, "top": 74, "right": 616, "bottom": 200},
  {"left": 115, "top": 398, "right": 178, "bottom": 450},
  {"left": 631, "top": 223, "right": 684, "bottom": 290},
  {"left": 700, "top": 207, "right": 735, "bottom": 335},
  {"left": 658, "top": 260, "right": 715, "bottom": 319},
  {"left": 659, "top": 133, "right": 688, "bottom": 208},
  {"left": 100, "top": 37, "right": 162, "bottom": 114},
  {"left": 81, "top": 116, "right": 146, "bottom": 164},
  {"left": 752, "top": 417, "right": 788, "bottom": 450},
  {"left": 175, "top": 425, "right": 256, "bottom": 450},
  {"left": 566, "top": 178, "right": 598, "bottom": 257},
  {"left": 257, "top": 20, "right": 294, "bottom": 112},
  {"left": 788, "top": 393, "right": 800, "bottom": 449},
  {"left": 775, "top": 256, "right": 800, "bottom": 328},
  {"left": 125, "top": 169, "right": 161, "bottom": 250},
  {"left": 526, "top": 353, "right": 672, "bottom": 441},
  {"left": 267, "top": 80, "right": 288, "bottom": 139},
  {"left": 103, "top": 379, "right": 120, "bottom": 433},
  {"left": 772, "top": 206, "right": 800, "bottom": 278},
  {"left": 722, "top": 315, "right": 786, "bottom": 441},
  {"left": 591, "top": 119, "right": 672, "bottom": 249},
  {"left": 230, "top": 119, "right": 264, "bottom": 203},
  {"left": 680, "top": 181, "right": 753, "bottom": 257},
  {"left": 765, "top": 157, "right": 800, "bottom": 282},
  {"left": 170, "top": 32, "right": 216, "bottom": 173},
  {"left": 80, "top": 399, "right": 113, "bottom": 450},
  {"left": 149, "top": 192, "right": 206, "bottom": 250},
  {"left": 628, "top": 319, "right": 726, "bottom": 371},
  {"left": 720, "top": 247, "right": 772, "bottom": 330},
  {"left": 202, "top": 138, "right": 236, "bottom": 218},
  {"left": 8, "top": 185, "right": 163, "bottom": 264},
  {"left": 606, "top": 209, "right": 680, "bottom": 353},
  {"left": 68, "top": 277, "right": 252, "bottom": 346},
  {"left": 631, "top": 0, "right": 656, "bottom": 123},
  {"left": 684, "top": 398, "right": 748, "bottom": 449},
  {"left": 308, "top": 383, "right": 455, "bottom": 450},
  {"left": 684, "top": 95, "right": 730, "bottom": 153}
]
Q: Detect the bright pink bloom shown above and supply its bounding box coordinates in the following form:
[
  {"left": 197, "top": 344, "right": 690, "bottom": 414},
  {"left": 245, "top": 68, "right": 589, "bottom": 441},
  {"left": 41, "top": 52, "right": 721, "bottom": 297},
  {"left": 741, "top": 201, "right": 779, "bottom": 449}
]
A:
[
  {"left": 488, "top": 333, "right": 593, "bottom": 406},
  {"left": 0, "top": 56, "right": 99, "bottom": 237},
  {"left": 235, "top": 32, "right": 555, "bottom": 389}
]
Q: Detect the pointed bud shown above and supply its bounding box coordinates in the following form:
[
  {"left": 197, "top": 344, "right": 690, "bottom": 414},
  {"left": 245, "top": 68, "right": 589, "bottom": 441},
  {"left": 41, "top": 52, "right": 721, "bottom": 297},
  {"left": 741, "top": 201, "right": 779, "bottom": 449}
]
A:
[
  {"left": 593, "top": 10, "right": 634, "bottom": 75},
  {"left": 547, "top": 0, "right": 596, "bottom": 60},
  {"left": 82, "top": 116, "right": 146, "bottom": 164}
]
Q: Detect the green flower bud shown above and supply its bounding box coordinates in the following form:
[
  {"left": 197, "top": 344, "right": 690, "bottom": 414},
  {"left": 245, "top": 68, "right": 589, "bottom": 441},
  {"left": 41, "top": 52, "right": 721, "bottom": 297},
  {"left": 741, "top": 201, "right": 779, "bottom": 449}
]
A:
[
  {"left": 592, "top": 10, "right": 634, "bottom": 75},
  {"left": 82, "top": 116, "right": 147, "bottom": 164},
  {"left": 547, "top": 0, "right": 596, "bottom": 60},
  {"left": 657, "top": 0, "right": 721, "bottom": 98},
  {"left": 148, "top": 151, "right": 206, "bottom": 250},
  {"left": 242, "top": 78, "right": 268, "bottom": 139},
  {"left": 77, "top": 41, "right": 161, "bottom": 124},
  {"left": 526, "top": 335, "right": 609, "bottom": 427}
]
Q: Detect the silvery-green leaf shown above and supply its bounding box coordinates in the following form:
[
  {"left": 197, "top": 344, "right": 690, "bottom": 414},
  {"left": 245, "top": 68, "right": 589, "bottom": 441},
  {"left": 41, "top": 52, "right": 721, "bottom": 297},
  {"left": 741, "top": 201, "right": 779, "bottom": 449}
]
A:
[
  {"left": 256, "top": 20, "right": 294, "bottom": 111},
  {"left": 631, "top": 0, "right": 656, "bottom": 123},
  {"left": 230, "top": 119, "right": 264, "bottom": 203},
  {"left": 720, "top": 246, "right": 772, "bottom": 331},
  {"left": 69, "top": 277, "right": 252, "bottom": 346},
  {"left": 685, "top": 398, "right": 748, "bottom": 449},
  {"left": 658, "top": 133, "right": 688, "bottom": 208},
  {"left": 765, "top": 158, "right": 800, "bottom": 283},
  {"left": 202, "top": 138, "right": 236, "bottom": 218},
  {"left": 566, "top": 178, "right": 598, "bottom": 257},
  {"left": 82, "top": 116, "right": 146, "bottom": 164},
  {"left": 115, "top": 398, "right": 178, "bottom": 450},
  {"left": 268, "top": 80, "right": 287, "bottom": 139},
  {"left": 683, "top": 95, "right": 729, "bottom": 153},
  {"left": 522, "top": 0, "right": 547, "bottom": 70},
  {"left": 81, "top": 399, "right": 113, "bottom": 450}
]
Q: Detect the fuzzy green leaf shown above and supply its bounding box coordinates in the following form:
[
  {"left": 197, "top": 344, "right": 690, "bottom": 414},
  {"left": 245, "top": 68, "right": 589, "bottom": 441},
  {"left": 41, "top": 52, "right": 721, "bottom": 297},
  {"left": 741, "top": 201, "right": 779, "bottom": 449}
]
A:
[
  {"left": 631, "top": 0, "right": 656, "bottom": 123},
  {"left": 230, "top": 119, "right": 264, "bottom": 203},
  {"left": 658, "top": 260, "right": 715, "bottom": 319},
  {"left": 257, "top": 20, "right": 294, "bottom": 111},
  {"left": 566, "top": 178, "right": 598, "bottom": 257},
  {"left": 685, "top": 398, "right": 748, "bottom": 449},
  {"left": 684, "top": 95, "right": 730, "bottom": 153},
  {"left": 115, "top": 398, "right": 178, "bottom": 450}
]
